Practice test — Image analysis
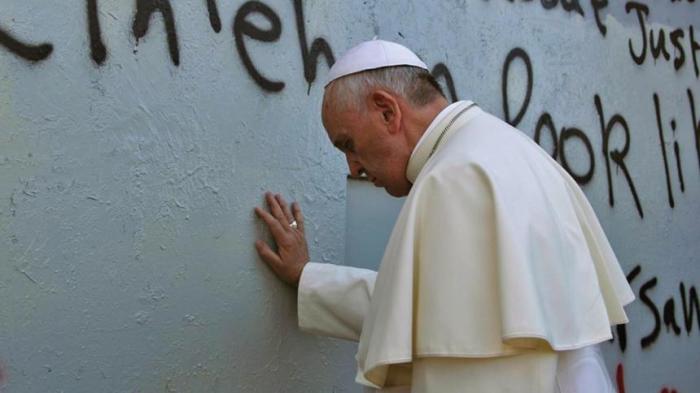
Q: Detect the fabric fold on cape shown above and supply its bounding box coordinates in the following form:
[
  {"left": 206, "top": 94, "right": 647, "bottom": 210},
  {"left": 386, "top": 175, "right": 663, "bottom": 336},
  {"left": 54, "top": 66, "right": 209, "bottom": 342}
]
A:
[{"left": 355, "top": 102, "right": 634, "bottom": 389}]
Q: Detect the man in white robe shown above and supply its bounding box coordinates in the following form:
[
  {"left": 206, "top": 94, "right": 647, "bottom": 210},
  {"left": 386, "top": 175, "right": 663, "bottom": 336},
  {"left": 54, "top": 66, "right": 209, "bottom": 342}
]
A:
[{"left": 254, "top": 39, "right": 633, "bottom": 393}]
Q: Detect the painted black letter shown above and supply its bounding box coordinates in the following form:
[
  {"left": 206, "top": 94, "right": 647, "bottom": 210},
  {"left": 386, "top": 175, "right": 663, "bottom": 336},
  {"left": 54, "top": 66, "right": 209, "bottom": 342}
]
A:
[
  {"left": 595, "top": 95, "right": 644, "bottom": 218},
  {"left": 534, "top": 113, "right": 558, "bottom": 159},
  {"left": 559, "top": 127, "right": 595, "bottom": 184},
  {"left": 663, "top": 298, "right": 681, "bottom": 335},
  {"left": 640, "top": 277, "right": 660, "bottom": 349},
  {"left": 293, "top": 0, "right": 334, "bottom": 91},
  {"left": 688, "top": 89, "right": 700, "bottom": 172},
  {"left": 233, "top": 1, "right": 285, "bottom": 92},
  {"left": 541, "top": 0, "right": 558, "bottom": 10},
  {"left": 690, "top": 26, "right": 700, "bottom": 78},
  {"left": 133, "top": 0, "right": 180, "bottom": 66},
  {"left": 626, "top": 2, "right": 649, "bottom": 65},
  {"left": 671, "top": 119, "right": 685, "bottom": 193},
  {"left": 502, "top": 47, "right": 533, "bottom": 127},
  {"left": 680, "top": 283, "right": 699, "bottom": 334},
  {"left": 87, "top": 0, "right": 107, "bottom": 64},
  {"left": 561, "top": 0, "right": 584, "bottom": 16},
  {"left": 670, "top": 28, "right": 686, "bottom": 71},
  {"left": 432, "top": 63, "right": 459, "bottom": 103},
  {"left": 653, "top": 93, "right": 675, "bottom": 208},
  {"left": 206, "top": 0, "right": 222, "bottom": 33},
  {"left": 591, "top": 0, "right": 608, "bottom": 36},
  {"left": 0, "top": 27, "right": 53, "bottom": 62},
  {"left": 649, "top": 28, "right": 670, "bottom": 62}
]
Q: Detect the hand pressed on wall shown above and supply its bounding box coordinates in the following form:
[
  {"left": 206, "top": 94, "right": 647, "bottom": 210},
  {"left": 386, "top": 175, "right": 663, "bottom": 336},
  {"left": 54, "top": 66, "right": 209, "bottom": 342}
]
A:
[{"left": 254, "top": 192, "right": 309, "bottom": 287}]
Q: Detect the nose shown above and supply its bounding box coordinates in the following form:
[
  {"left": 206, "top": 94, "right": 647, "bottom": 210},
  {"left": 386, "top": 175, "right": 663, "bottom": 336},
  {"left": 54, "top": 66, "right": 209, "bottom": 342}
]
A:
[{"left": 346, "top": 154, "right": 365, "bottom": 177}]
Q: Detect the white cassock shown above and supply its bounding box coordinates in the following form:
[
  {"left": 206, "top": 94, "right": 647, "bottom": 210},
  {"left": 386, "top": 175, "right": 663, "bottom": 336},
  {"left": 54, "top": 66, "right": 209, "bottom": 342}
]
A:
[{"left": 298, "top": 101, "right": 634, "bottom": 393}]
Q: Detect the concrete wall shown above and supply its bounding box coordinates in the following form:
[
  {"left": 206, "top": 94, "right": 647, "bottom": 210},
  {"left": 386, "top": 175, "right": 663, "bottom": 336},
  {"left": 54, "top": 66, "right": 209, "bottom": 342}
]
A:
[{"left": 0, "top": 1, "right": 698, "bottom": 392}]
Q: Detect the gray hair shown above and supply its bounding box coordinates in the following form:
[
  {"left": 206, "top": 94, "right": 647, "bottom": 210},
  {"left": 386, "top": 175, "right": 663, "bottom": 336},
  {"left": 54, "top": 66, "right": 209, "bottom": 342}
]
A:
[{"left": 323, "top": 66, "right": 445, "bottom": 114}]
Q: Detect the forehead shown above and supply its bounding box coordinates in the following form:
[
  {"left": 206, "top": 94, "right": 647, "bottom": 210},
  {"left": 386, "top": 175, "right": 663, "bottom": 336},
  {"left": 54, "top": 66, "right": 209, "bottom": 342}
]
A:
[{"left": 322, "top": 99, "right": 356, "bottom": 140}]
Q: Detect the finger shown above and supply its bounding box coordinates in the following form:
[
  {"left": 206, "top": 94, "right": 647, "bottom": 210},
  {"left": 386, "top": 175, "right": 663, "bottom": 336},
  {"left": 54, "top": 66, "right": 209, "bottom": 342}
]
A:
[
  {"left": 255, "top": 240, "right": 282, "bottom": 267},
  {"left": 266, "top": 193, "right": 289, "bottom": 227},
  {"left": 275, "top": 194, "right": 294, "bottom": 223},
  {"left": 292, "top": 202, "right": 305, "bottom": 233},
  {"left": 255, "top": 207, "right": 286, "bottom": 239}
]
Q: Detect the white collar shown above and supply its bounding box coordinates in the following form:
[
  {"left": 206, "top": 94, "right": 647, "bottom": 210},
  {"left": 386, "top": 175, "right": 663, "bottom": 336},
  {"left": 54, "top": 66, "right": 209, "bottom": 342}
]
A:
[{"left": 406, "top": 100, "right": 479, "bottom": 183}]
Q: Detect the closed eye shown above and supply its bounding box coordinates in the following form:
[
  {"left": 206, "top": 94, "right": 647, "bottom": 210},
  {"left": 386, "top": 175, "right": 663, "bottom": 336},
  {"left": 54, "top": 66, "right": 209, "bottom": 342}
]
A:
[
  {"left": 334, "top": 137, "right": 354, "bottom": 153},
  {"left": 344, "top": 140, "right": 355, "bottom": 153}
]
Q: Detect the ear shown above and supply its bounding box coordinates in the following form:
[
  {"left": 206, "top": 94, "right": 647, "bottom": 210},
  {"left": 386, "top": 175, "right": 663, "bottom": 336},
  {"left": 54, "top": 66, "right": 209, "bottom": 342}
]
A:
[{"left": 368, "top": 90, "right": 402, "bottom": 134}]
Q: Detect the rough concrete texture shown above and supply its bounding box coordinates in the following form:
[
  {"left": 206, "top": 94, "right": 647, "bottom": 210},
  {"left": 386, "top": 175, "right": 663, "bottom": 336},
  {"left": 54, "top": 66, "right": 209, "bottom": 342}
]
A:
[{"left": 0, "top": 1, "right": 698, "bottom": 392}]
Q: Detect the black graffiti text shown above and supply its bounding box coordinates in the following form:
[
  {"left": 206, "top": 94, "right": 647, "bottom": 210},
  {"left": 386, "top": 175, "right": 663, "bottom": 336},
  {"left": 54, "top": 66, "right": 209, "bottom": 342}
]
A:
[
  {"left": 133, "top": 0, "right": 180, "bottom": 66},
  {"left": 433, "top": 63, "right": 459, "bottom": 102},
  {"left": 0, "top": 26, "right": 53, "bottom": 62},
  {"left": 502, "top": 47, "right": 644, "bottom": 217},
  {"left": 233, "top": 1, "right": 285, "bottom": 92},
  {"left": 615, "top": 265, "right": 700, "bottom": 351},
  {"left": 206, "top": 0, "right": 222, "bottom": 33},
  {"left": 654, "top": 93, "right": 688, "bottom": 208},
  {"left": 688, "top": 88, "right": 700, "bottom": 174},
  {"left": 626, "top": 1, "right": 700, "bottom": 78},
  {"left": 495, "top": 0, "right": 609, "bottom": 36}
]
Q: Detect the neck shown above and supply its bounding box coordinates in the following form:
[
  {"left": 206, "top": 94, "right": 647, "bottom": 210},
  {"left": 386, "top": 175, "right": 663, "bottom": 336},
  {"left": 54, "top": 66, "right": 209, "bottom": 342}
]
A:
[{"left": 403, "top": 97, "right": 450, "bottom": 152}]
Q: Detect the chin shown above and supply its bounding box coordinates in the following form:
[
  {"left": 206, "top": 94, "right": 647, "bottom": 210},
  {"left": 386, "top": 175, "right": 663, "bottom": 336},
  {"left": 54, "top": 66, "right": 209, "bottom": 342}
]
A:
[{"left": 385, "top": 184, "right": 411, "bottom": 198}]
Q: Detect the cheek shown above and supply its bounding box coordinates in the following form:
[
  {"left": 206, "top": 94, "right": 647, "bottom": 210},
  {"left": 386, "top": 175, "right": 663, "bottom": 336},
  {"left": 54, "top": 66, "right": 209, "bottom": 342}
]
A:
[
  {"left": 380, "top": 152, "right": 406, "bottom": 181},
  {"left": 361, "top": 137, "right": 404, "bottom": 177}
]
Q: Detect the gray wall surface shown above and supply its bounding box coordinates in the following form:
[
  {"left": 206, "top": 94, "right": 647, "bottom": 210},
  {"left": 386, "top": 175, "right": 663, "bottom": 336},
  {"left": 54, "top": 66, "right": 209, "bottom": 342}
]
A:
[{"left": 1, "top": 1, "right": 698, "bottom": 392}]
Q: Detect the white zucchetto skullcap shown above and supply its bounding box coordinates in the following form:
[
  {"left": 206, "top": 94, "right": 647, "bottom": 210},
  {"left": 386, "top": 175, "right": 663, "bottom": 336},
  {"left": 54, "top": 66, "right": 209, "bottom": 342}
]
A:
[{"left": 325, "top": 39, "right": 428, "bottom": 87}]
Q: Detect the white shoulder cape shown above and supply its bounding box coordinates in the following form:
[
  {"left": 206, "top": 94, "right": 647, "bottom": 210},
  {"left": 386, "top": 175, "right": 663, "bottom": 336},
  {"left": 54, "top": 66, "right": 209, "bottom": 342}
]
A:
[{"left": 355, "top": 101, "right": 635, "bottom": 388}]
